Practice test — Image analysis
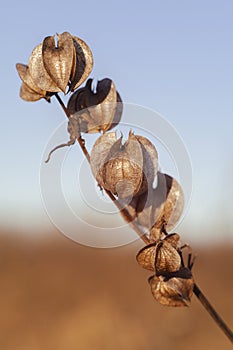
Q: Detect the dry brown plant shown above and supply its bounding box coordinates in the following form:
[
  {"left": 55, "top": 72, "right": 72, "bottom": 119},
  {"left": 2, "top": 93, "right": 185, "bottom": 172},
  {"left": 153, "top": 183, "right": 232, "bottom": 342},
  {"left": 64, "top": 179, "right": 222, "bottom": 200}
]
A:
[{"left": 16, "top": 31, "right": 233, "bottom": 344}]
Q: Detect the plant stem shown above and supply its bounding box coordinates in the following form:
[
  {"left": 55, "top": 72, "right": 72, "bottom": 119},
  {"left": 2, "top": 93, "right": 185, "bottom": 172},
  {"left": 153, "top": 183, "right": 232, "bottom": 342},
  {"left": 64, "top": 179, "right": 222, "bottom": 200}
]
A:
[
  {"left": 55, "top": 93, "right": 70, "bottom": 118},
  {"left": 54, "top": 93, "right": 149, "bottom": 244},
  {"left": 105, "top": 189, "right": 150, "bottom": 244},
  {"left": 193, "top": 283, "right": 233, "bottom": 343},
  {"left": 54, "top": 93, "right": 233, "bottom": 344}
]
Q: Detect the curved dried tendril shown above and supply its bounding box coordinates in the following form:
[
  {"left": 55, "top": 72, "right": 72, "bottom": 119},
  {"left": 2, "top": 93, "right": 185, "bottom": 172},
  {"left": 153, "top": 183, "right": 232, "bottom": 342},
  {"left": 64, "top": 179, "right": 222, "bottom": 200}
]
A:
[{"left": 45, "top": 138, "right": 76, "bottom": 163}]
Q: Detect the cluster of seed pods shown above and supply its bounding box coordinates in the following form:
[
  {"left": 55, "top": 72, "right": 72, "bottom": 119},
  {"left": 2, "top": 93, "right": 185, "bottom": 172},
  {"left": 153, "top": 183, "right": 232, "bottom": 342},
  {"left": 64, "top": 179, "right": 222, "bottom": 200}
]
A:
[
  {"left": 16, "top": 32, "right": 194, "bottom": 307},
  {"left": 137, "top": 234, "right": 194, "bottom": 306},
  {"left": 89, "top": 123, "right": 194, "bottom": 306}
]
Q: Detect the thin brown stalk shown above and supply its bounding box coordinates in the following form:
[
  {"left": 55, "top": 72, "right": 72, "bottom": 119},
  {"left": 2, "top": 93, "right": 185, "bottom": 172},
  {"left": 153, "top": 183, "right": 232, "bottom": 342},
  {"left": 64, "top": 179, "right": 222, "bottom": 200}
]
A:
[
  {"left": 54, "top": 93, "right": 233, "bottom": 344},
  {"left": 193, "top": 283, "right": 233, "bottom": 343},
  {"left": 55, "top": 93, "right": 70, "bottom": 119},
  {"left": 54, "top": 93, "right": 149, "bottom": 244}
]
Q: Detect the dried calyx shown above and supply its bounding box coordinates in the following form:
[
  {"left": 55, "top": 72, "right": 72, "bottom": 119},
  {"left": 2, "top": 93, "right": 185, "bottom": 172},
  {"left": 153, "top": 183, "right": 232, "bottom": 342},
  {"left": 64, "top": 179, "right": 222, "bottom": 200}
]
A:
[
  {"left": 67, "top": 78, "right": 123, "bottom": 133},
  {"left": 16, "top": 31, "right": 93, "bottom": 101},
  {"left": 44, "top": 78, "right": 122, "bottom": 163},
  {"left": 120, "top": 172, "right": 184, "bottom": 242},
  {"left": 148, "top": 272, "right": 194, "bottom": 307},
  {"left": 90, "top": 131, "right": 158, "bottom": 198},
  {"left": 136, "top": 233, "right": 195, "bottom": 307}
]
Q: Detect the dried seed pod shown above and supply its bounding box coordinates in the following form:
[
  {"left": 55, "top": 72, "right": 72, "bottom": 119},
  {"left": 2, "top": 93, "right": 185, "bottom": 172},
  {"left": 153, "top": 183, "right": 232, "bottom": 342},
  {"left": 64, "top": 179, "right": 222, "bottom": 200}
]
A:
[
  {"left": 148, "top": 274, "right": 194, "bottom": 307},
  {"left": 17, "top": 32, "right": 93, "bottom": 99},
  {"left": 42, "top": 32, "right": 74, "bottom": 93},
  {"left": 126, "top": 172, "right": 184, "bottom": 241},
  {"left": 136, "top": 233, "right": 181, "bottom": 274},
  {"left": 90, "top": 131, "right": 144, "bottom": 198},
  {"left": 67, "top": 78, "right": 122, "bottom": 133}
]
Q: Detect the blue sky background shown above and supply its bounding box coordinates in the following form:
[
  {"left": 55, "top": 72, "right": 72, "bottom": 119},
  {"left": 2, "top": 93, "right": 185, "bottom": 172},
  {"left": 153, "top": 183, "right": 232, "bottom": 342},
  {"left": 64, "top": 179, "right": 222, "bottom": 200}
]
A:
[{"left": 0, "top": 0, "right": 232, "bottom": 244}]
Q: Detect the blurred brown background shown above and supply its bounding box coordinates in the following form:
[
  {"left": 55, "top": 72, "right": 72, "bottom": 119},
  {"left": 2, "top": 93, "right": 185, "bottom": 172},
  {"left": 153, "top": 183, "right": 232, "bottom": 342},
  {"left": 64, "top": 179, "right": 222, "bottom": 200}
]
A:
[{"left": 0, "top": 228, "right": 232, "bottom": 350}]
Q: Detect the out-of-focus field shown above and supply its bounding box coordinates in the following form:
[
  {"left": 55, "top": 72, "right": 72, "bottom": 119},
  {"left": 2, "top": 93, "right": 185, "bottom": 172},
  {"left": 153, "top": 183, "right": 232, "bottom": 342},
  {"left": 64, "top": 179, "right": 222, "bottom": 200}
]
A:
[{"left": 0, "top": 229, "right": 232, "bottom": 350}]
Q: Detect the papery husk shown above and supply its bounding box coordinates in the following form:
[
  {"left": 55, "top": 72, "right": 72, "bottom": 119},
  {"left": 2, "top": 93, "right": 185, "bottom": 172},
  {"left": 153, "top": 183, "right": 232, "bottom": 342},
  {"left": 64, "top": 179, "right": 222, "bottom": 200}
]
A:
[
  {"left": 69, "top": 36, "right": 94, "bottom": 91},
  {"left": 149, "top": 273, "right": 194, "bottom": 307},
  {"left": 16, "top": 63, "right": 47, "bottom": 97},
  {"left": 90, "top": 132, "right": 144, "bottom": 198},
  {"left": 67, "top": 78, "right": 122, "bottom": 133},
  {"left": 29, "top": 43, "right": 61, "bottom": 92},
  {"left": 123, "top": 172, "right": 184, "bottom": 241},
  {"left": 136, "top": 233, "right": 181, "bottom": 274},
  {"left": 42, "top": 32, "right": 74, "bottom": 93}
]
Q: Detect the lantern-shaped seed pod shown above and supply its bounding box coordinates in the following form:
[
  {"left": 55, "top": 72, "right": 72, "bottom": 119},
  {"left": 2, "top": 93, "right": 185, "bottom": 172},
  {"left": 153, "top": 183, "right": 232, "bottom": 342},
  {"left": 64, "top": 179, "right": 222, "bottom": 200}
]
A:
[
  {"left": 90, "top": 132, "right": 144, "bottom": 198},
  {"left": 136, "top": 233, "right": 181, "bottom": 275},
  {"left": 67, "top": 78, "right": 123, "bottom": 134},
  {"left": 150, "top": 173, "right": 184, "bottom": 241},
  {"left": 148, "top": 273, "right": 194, "bottom": 307},
  {"left": 124, "top": 172, "right": 184, "bottom": 241},
  {"left": 16, "top": 31, "right": 93, "bottom": 101},
  {"left": 90, "top": 131, "right": 158, "bottom": 198}
]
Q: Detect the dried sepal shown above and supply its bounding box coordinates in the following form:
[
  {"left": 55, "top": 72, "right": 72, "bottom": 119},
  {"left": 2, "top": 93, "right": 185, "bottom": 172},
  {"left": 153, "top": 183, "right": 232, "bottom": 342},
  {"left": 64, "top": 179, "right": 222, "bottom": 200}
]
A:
[
  {"left": 16, "top": 63, "right": 51, "bottom": 102},
  {"left": 90, "top": 131, "right": 118, "bottom": 180},
  {"left": 155, "top": 238, "right": 181, "bottom": 276},
  {"left": 67, "top": 78, "right": 122, "bottom": 134},
  {"left": 135, "top": 135, "right": 158, "bottom": 193},
  {"left": 164, "top": 232, "right": 180, "bottom": 248},
  {"left": 150, "top": 173, "right": 184, "bottom": 240},
  {"left": 29, "top": 43, "right": 61, "bottom": 92},
  {"left": 90, "top": 131, "right": 144, "bottom": 198},
  {"left": 19, "top": 82, "right": 45, "bottom": 102},
  {"left": 148, "top": 274, "right": 194, "bottom": 307},
  {"left": 16, "top": 63, "right": 47, "bottom": 96},
  {"left": 69, "top": 36, "right": 94, "bottom": 92},
  {"left": 136, "top": 243, "right": 157, "bottom": 271},
  {"left": 42, "top": 32, "right": 74, "bottom": 93}
]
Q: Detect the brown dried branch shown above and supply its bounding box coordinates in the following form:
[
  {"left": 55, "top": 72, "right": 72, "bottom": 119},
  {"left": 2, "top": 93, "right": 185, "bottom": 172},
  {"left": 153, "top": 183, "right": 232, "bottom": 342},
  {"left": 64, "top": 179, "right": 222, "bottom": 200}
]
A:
[{"left": 55, "top": 94, "right": 233, "bottom": 343}]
